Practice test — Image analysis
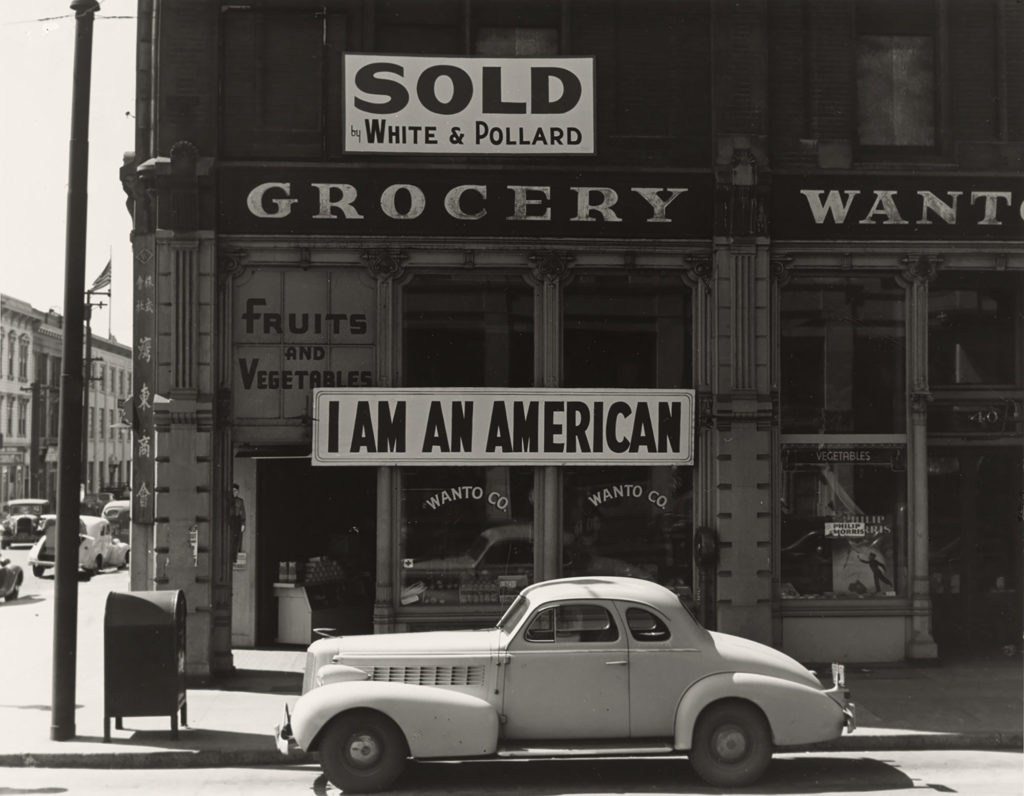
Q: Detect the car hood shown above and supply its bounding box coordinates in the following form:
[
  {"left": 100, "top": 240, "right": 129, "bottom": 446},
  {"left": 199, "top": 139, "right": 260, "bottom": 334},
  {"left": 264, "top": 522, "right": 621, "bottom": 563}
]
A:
[
  {"left": 708, "top": 631, "right": 822, "bottom": 690},
  {"left": 333, "top": 627, "right": 499, "bottom": 658}
]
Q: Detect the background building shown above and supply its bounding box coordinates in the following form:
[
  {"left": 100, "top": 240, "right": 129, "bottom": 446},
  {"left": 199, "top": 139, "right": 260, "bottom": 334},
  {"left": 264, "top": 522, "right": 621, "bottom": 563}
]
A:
[
  {"left": 0, "top": 295, "right": 39, "bottom": 504},
  {"left": 0, "top": 295, "right": 131, "bottom": 509},
  {"left": 123, "top": 0, "right": 1023, "bottom": 680}
]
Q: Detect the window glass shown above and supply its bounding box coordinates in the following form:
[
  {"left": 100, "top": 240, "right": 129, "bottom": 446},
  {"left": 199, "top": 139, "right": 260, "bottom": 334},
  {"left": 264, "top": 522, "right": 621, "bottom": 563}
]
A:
[
  {"left": 856, "top": 0, "right": 936, "bottom": 149},
  {"left": 781, "top": 276, "right": 906, "bottom": 434},
  {"left": 475, "top": 27, "right": 558, "bottom": 56},
  {"left": 403, "top": 276, "right": 534, "bottom": 388},
  {"left": 221, "top": 10, "right": 326, "bottom": 157},
  {"left": 780, "top": 445, "right": 906, "bottom": 600},
  {"left": 857, "top": 35, "right": 934, "bottom": 146},
  {"left": 399, "top": 466, "right": 534, "bottom": 608},
  {"left": 524, "top": 604, "right": 618, "bottom": 643},
  {"left": 626, "top": 607, "right": 671, "bottom": 642},
  {"left": 929, "top": 273, "right": 1018, "bottom": 387},
  {"left": 564, "top": 275, "right": 691, "bottom": 389},
  {"left": 563, "top": 465, "right": 693, "bottom": 601}
]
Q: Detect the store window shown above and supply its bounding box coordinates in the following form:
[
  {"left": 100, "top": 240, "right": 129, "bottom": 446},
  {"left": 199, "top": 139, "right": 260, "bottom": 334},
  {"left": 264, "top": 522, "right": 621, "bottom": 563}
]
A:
[
  {"left": 561, "top": 274, "right": 694, "bottom": 597},
  {"left": 563, "top": 465, "right": 693, "bottom": 600},
  {"left": 403, "top": 276, "right": 533, "bottom": 388},
  {"left": 564, "top": 275, "right": 692, "bottom": 389},
  {"left": 399, "top": 466, "right": 535, "bottom": 609},
  {"left": 400, "top": 275, "right": 536, "bottom": 610},
  {"left": 856, "top": 0, "right": 937, "bottom": 151},
  {"left": 929, "top": 272, "right": 1018, "bottom": 387},
  {"left": 780, "top": 445, "right": 906, "bottom": 600},
  {"left": 781, "top": 275, "right": 906, "bottom": 434}
]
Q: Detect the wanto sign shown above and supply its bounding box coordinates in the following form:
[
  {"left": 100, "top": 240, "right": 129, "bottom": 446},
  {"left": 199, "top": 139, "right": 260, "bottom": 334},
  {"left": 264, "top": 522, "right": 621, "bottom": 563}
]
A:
[
  {"left": 344, "top": 54, "right": 595, "bottom": 155},
  {"left": 312, "top": 388, "right": 695, "bottom": 466}
]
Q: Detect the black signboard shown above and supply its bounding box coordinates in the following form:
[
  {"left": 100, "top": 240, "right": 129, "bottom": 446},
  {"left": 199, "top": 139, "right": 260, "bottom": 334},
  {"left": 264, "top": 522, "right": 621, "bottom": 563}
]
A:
[
  {"left": 772, "top": 174, "right": 1024, "bottom": 241},
  {"left": 218, "top": 165, "right": 714, "bottom": 240},
  {"left": 783, "top": 446, "right": 906, "bottom": 471}
]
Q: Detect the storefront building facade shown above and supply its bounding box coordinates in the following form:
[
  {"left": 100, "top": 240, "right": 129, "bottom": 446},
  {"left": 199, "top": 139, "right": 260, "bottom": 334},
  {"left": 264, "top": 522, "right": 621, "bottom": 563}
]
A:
[{"left": 124, "top": 0, "right": 1023, "bottom": 679}]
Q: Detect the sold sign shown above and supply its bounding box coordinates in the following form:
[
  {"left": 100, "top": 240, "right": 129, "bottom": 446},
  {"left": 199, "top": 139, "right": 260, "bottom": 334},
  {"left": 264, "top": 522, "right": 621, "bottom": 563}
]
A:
[{"left": 343, "top": 54, "right": 595, "bottom": 155}]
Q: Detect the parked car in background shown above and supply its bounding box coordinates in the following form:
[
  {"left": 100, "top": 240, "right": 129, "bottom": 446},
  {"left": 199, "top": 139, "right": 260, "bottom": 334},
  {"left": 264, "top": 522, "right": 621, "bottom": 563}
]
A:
[
  {"left": 28, "top": 515, "right": 129, "bottom": 578},
  {"left": 0, "top": 555, "right": 23, "bottom": 601},
  {"left": 101, "top": 500, "right": 131, "bottom": 539},
  {"left": 1, "top": 499, "right": 51, "bottom": 549},
  {"left": 277, "top": 576, "right": 854, "bottom": 793},
  {"left": 81, "top": 492, "right": 116, "bottom": 517}
]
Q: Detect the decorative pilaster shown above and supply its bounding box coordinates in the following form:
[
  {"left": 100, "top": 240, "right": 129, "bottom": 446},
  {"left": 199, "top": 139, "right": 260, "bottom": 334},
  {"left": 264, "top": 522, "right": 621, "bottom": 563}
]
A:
[{"left": 902, "top": 256, "right": 940, "bottom": 660}]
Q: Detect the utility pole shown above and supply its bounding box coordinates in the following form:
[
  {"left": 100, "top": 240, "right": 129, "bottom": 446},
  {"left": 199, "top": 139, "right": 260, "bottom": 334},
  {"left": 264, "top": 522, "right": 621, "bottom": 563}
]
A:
[{"left": 52, "top": 0, "right": 99, "bottom": 742}]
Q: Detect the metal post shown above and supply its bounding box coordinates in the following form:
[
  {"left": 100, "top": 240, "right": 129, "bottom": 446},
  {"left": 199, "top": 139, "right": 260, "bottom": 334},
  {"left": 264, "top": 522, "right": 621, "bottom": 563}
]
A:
[
  {"left": 83, "top": 299, "right": 92, "bottom": 487},
  {"left": 52, "top": 0, "right": 99, "bottom": 742}
]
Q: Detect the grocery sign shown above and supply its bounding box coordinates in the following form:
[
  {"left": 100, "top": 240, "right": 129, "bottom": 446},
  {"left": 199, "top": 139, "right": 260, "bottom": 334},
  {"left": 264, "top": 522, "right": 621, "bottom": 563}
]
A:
[
  {"left": 312, "top": 388, "right": 694, "bottom": 466},
  {"left": 344, "top": 54, "right": 595, "bottom": 155}
]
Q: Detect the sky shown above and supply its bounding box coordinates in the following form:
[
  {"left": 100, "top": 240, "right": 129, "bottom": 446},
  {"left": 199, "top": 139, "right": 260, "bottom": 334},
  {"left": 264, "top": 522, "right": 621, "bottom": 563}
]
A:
[{"left": 0, "top": 0, "right": 136, "bottom": 343}]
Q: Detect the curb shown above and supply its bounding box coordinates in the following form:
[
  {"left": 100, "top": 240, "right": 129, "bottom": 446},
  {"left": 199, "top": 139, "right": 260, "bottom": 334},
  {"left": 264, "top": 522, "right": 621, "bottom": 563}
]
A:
[{"left": 1, "top": 733, "right": 1019, "bottom": 769}]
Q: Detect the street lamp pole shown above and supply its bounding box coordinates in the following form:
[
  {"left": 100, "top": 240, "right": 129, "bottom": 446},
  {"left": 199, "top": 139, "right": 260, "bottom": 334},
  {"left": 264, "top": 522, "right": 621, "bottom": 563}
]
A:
[{"left": 52, "top": 0, "right": 99, "bottom": 742}]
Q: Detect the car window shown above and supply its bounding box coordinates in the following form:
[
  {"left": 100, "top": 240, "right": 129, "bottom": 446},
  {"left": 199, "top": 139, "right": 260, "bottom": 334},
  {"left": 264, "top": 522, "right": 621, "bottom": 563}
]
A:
[
  {"left": 626, "top": 607, "right": 672, "bottom": 642},
  {"left": 524, "top": 604, "right": 620, "bottom": 643}
]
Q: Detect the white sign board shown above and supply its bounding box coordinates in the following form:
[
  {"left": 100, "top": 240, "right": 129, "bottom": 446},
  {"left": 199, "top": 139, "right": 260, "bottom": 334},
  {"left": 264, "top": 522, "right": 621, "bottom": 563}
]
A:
[
  {"left": 313, "top": 388, "right": 694, "bottom": 466},
  {"left": 824, "top": 521, "right": 867, "bottom": 538},
  {"left": 344, "top": 55, "right": 595, "bottom": 155}
]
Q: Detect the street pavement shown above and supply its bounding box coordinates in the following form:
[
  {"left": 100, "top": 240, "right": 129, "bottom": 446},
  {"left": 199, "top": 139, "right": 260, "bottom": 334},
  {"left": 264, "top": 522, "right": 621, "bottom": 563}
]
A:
[{"left": 0, "top": 557, "right": 1020, "bottom": 769}]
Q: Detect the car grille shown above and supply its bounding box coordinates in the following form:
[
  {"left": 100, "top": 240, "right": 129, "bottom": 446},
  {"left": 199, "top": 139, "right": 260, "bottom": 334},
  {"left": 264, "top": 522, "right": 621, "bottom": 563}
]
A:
[{"left": 368, "top": 665, "right": 485, "bottom": 686}]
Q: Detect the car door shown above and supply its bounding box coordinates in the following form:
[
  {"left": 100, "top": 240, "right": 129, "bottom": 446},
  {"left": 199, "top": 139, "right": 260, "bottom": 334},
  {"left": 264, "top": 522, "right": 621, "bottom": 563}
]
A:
[
  {"left": 619, "top": 603, "right": 703, "bottom": 738},
  {"left": 499, "top": 601, "right": 629, "bottom": 740}
]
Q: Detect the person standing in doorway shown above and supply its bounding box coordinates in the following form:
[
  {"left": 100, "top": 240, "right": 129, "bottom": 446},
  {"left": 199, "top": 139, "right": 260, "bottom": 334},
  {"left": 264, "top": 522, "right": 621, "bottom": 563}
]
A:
[{"left": 230, "top": 483, "right": 246, "bottom": 565}]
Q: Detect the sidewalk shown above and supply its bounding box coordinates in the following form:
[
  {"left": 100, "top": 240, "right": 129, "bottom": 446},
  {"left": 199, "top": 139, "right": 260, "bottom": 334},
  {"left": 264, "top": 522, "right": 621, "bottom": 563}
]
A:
[{"left": 0, "top": 650, "right": 1019, "bottom": 769}]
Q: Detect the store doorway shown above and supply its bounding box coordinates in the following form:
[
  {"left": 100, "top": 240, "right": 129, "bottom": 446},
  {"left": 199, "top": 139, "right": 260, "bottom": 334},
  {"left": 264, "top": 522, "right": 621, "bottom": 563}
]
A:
[
  {"left": 928, "top": 447, "right": 1023, "bottom": 657},
  {"left": 255, "top": 460, "right": 376, "bottom": 646}
]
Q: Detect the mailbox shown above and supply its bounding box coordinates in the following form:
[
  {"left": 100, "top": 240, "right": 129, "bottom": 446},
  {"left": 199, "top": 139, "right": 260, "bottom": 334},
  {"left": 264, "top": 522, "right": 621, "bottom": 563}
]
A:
[{"left": 104, "top": 589, "right": 187, "bottom": 741}]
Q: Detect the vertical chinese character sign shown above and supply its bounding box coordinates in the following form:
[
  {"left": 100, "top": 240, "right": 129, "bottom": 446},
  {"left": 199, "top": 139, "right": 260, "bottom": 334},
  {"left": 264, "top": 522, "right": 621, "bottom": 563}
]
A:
[{"left": 132, "top": 244, "right": 156, "bottom": 524}]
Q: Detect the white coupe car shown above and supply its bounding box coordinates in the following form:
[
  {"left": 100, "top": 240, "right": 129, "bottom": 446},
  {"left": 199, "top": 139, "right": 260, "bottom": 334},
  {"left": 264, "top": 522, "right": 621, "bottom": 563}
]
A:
[
  {"left": 28, "top": 515, "right": 129, "bottom": 578},
  {"left": 276, "top": 576, "right": 854, "bottom": 792}
]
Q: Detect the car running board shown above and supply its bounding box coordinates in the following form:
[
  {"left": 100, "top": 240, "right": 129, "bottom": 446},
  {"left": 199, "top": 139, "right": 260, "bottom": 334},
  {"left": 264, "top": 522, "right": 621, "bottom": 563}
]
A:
[{"left": 497, "top": 741, "right": 675, "bottom": 758}]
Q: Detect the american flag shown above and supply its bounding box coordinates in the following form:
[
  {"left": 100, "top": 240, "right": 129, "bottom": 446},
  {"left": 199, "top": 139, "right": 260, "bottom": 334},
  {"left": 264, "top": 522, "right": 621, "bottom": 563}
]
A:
[{"left": 89, "top": 259, "right": 111, "bottom": 293}]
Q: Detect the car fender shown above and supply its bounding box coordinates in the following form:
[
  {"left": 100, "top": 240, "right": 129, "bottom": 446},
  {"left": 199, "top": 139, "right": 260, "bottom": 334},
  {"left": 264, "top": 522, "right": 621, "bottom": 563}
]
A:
[
  {"left": 674, "top": 672, "right": 846, "bottom": 749},
  {"left": 291, "top": 680, "right": 499, "bottom": 759}
]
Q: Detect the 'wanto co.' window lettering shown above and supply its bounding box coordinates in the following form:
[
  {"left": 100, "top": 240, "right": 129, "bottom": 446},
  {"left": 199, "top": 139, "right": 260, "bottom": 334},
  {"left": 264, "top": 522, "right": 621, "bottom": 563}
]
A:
[{"left": 780, "top": 446, "right": 906, "bottom": 600}]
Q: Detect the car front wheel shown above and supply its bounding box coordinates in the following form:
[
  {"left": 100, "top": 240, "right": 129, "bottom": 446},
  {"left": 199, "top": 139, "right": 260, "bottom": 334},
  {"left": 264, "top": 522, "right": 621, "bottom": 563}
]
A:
[
  {"left": 32, "top": 565, "right": 45, "bottom": 578},
  {"left": 319, "top": 710, "right": 409, "bottom": 793},
  {"left": 689, "top": 700, "right": 772, "bottom": 788}
]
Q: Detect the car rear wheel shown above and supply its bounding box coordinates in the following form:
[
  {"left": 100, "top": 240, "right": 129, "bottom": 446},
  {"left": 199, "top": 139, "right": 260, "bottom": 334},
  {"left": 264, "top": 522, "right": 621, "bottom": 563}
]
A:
[
  {"left": 689, "top": 700, "right": 772, "bottom": 788},
  {"left": 319, "top": 710, "right": 409, "bottom": 793},
  {"left": 32, "top": 565, "right": 45, "bottom": 578}
]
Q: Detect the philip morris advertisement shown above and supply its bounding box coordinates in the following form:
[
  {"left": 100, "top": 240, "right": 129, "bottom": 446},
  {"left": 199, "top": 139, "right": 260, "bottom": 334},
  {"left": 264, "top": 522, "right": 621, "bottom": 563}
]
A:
[
  {"left": 344, "top": 54, "right": 595, "bottom": 155},
  {"left": 312, "top": 388, "right": 695, "bottom": 466}
]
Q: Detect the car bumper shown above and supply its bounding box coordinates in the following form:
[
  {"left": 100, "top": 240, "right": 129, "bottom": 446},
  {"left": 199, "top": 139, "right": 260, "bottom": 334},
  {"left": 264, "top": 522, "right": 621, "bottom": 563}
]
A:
[
  {"left": 824, "top": 663, "right": 855, "bottom": 733},
  {"left": 274, "top": 703, "right": 298, "bottom": 756}
]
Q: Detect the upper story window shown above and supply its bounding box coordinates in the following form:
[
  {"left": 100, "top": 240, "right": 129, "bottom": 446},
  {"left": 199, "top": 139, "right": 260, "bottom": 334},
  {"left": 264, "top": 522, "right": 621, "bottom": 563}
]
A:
[
  {"left": 17, "top": 335, "right": 28, "bottom": 381},
  {"left": 781, "top": 275, "right": 906, "bottom": 434},
  {"left": 856, "top": 0, "right": 937, "bottom": 153},
  {"left": 7, "top": 331, "right": 15, "bottom": 378}
]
